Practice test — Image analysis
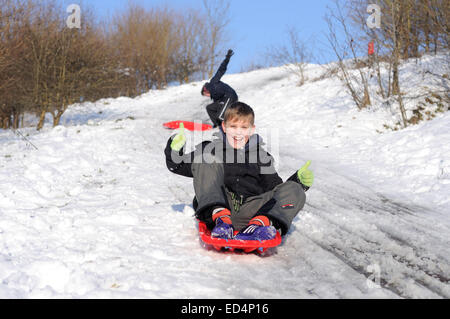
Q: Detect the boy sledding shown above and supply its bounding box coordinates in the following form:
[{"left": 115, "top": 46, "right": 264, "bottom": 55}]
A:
[{"left": 164, "top": 102, "right": 313, "bottom": 251}]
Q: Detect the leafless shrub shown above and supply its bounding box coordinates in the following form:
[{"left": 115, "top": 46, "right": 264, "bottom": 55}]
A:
[{"left": 266, "top": 27, "right": 312, "bottom": 86}]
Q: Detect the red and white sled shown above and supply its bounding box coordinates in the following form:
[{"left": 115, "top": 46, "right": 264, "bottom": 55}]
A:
[
  {"left": 198, "top": 221, "right": 282, "bottom": 254},
  {"left": 163, "top": 120, "right": 213, "bottom": 131}
]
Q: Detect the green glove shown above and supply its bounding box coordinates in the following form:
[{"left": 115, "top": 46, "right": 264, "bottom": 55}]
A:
[
  {"left": 170, "top": 123, "right": 186, "bottom": 152},
  {"left": 297, "top": 160, "right": 314, "bottom": 187}
]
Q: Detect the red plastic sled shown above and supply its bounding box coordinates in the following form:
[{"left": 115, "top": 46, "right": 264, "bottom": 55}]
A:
[
  {"left": 163, "top": 120, "right": 213, "bottom": 131},
  {"left": 198, "top": 221, "right": 282, "bottom": 254}
]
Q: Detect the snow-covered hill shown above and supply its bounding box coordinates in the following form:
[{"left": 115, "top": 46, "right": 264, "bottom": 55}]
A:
[{"left": 0, "top": 53, "right": 449, "bottom": 298}]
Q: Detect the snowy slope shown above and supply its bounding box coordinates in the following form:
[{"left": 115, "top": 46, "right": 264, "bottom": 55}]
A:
[{"left": 0, "top": 53, "right": 449, "bottom": 298}]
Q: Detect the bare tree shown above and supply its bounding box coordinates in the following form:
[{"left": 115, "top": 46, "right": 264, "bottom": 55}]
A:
[
  {"left": 266, "top": 27, "right": 311, "bottom": 86},
  {"left": 172, "top": 10, "right": 207, "bottom": 84},
  {"left": 0, "top": 0, "right": 30, "bottom": 128},
  {"left": 0, "top": 0, "right": 126, "bottom": 130},
  {"left": 349, "top": 0, "right": 449, "bottom": 59},
  {"left": 49, "top": 15, "right": 123, "bottom": 127},
  {"left": 333, "top": 0, "right": 449, "bottom": 128},
  {"left": 111, "top": 4, "right": 184, "bottom": 92},
  {"left": 0, "top": 0, "right": 234, "bottom": 131},
  {"left": 325, "top": 1, "right": 371, "bottom": 110},
  {"left": 389, "top": 0, "right": 408, "bottom": 127},
  {"left": 201, "top": 0, "right": 231, "bottom": 79}
]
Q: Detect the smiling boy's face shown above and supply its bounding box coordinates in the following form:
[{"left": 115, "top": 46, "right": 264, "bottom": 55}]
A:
[{"left": 221, "top": 117, "right": 255, "bottom": 149}]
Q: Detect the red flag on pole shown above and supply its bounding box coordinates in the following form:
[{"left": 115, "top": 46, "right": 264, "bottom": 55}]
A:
[{"left": 368, "top": 40, "right": 375, "bottom": 55}]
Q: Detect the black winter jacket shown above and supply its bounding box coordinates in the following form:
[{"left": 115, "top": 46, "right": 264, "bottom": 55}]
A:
[
  {"left": 204, "top": 57, "right": 238, "bottom": 105},
  {"left": 165, "top": 131, "right": 283, "bottom": 199}
]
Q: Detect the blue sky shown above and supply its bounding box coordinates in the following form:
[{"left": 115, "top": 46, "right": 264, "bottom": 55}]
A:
[{"left": 64, "top": 0, "right": 337, "bottom": 74}]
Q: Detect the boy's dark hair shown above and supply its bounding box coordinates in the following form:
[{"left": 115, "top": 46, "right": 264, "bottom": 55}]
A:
[
  {"left": 223, "top": 102, "right": 255, "bottom": 125},
  {"left": 201, "top": 83, "right": 209, "bottom": 95}
]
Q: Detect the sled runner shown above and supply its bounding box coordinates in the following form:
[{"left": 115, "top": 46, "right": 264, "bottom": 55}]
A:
[
  {"left": 198, "top": 221, "right": 282, "bottom": 254},
  {"left": 163, "top": 120, "right": 213, "bottom": 131}
]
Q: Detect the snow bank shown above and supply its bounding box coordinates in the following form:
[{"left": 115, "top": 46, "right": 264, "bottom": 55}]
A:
[{"left": 0, "top": 53, "right": 448, "bottom": 298}]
